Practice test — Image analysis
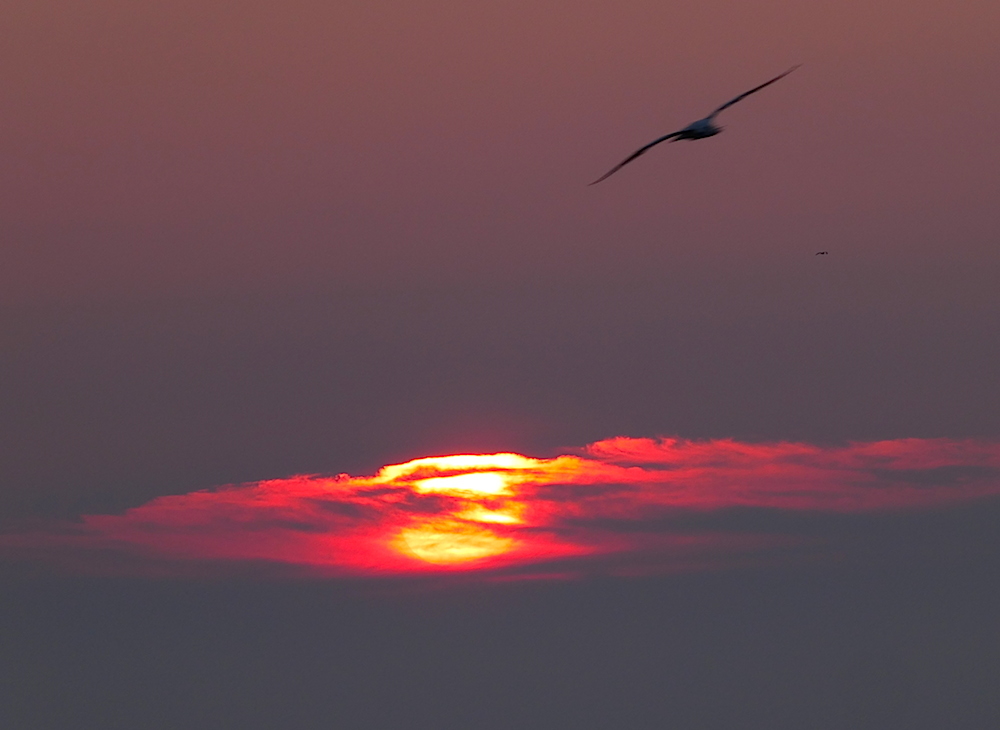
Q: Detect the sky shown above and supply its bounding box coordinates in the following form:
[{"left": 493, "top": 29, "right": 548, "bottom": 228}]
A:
[{"left": 2, "top": 1, "right": 999, "bottom": 728}]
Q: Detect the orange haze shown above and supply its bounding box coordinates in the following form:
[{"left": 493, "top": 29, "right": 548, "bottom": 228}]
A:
[{"left": 4, "top": 437, "right": 1000, "bottom": 579}]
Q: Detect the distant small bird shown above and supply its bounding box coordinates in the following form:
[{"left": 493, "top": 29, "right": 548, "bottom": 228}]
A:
[
  {"left": 590, "top": 66, "right": 800, "bottom": 185},
  {"left": 815, "top": 251, "right": 829, "bottom": 255}
]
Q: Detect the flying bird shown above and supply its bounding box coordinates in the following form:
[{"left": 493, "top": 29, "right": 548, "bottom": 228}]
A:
[
  {"left": 590, "top": 66, "right": 800, "bottom": 185},
  {"left": 816, "top": 251, "right": 829, "bottom": 255}
]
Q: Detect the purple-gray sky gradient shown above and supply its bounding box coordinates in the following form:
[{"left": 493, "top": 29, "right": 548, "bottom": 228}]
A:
[
  {"left": 2, "top": 2, "right": 998, "bottom": 727},
  {"left": 3, "top": 0, "right": 998, "bottom": 520}
]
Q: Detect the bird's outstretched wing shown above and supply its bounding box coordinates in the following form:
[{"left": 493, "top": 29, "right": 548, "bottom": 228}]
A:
[
  {"left": 708, "top": 65, "right": 800, "bottom": 119},
  {"left": 589, "top": 131, "right": 683, "bottom": 185}
]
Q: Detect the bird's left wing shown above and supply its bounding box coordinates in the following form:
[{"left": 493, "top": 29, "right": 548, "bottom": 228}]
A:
[
  {"left": 708, "top": 65, "right": 800, "bottom": 118},
  {"left": 589, "top": 131, "right": 683, "bottom": 185}
]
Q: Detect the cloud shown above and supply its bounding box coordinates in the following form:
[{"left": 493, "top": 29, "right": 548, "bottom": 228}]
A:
[{"left": 3, "top": 437, "right": 1000, "bottom": 579}]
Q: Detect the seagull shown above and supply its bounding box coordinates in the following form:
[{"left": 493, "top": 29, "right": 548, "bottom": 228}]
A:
[{"left": 590, "top": 65, "right": 800, "bottom": 185}]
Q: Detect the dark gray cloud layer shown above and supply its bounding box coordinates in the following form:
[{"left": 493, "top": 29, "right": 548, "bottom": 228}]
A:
[{"left": 4, "top": 515, "right": 999, "bottom": 730}]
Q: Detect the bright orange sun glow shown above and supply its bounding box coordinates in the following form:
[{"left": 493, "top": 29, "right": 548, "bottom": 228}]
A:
[
  {"left": 4, "top": 437, "right": 1000, "bottom": 579},
  {"left": 412, "top": 471, "right": 511, "bottom": 497},
  {"left": 393, "top": 519, "right": 515, "bottom": 564}
]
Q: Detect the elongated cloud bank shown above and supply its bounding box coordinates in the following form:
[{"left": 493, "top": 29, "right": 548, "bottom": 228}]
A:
[{"left": 4, "top": 437, "right": 1000, "bottom": 579}]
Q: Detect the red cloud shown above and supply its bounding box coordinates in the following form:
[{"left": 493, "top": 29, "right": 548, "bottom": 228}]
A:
[{"left": 4, "top": 438, "right": 1000, "bottom": 579}]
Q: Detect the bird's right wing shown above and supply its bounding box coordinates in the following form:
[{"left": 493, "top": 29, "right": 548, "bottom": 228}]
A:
[
  {"left": 708, "top": 65, "right": 800, "bottom": 118},
  {"left": 589, "top": 131, "right": 683, "bottom": 185}
]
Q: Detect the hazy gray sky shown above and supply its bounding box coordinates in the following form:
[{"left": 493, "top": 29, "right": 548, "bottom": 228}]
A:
[
  {"left": 2, "top": 2, "right": 998, "bottom": 727},
  {"left": 3, "top": 0, "right": 998, "bottom": 516}
]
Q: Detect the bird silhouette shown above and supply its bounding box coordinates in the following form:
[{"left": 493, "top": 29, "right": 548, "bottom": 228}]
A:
[
  {"left": 815, "top": 251, "right": 829, "bottom": 255},
  {"left": 590, "top": 66, "right": 800, "bottom": 185}
]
